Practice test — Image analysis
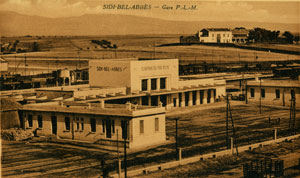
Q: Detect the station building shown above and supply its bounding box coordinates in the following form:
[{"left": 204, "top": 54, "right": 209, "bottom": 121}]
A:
[
  {"left": 246, "top": 79, "right": 300, "bottom": 108},
  {"left": 12, "top": 58, "right": 227, "bottom": 149},
  {"left": 27, "top": 58, "right": 226, "bottom": 109},
  {"left": 20, "top": 102, "right": 166, "bottom": 149},
  {"left": 88, "top": 58, "right": 226, "bottom": 109}
]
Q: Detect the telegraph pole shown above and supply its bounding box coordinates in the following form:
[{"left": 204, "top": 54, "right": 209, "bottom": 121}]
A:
[
  {"left": 226, "top": 94, "right": 238, "bottom": 155},
  {"left": 289, "top": 92, "right": 296, "bottom": 133},
  {"left": 123, "top": 121, "right": 128, "bottom": 178},
  {"left": 226, "top": 96, "right": 229, "bottom": 149},
  {"left": 175, "top": 118, "right": 179, "bottom": 160},
  {"left": 259, "top": 78, "right": 262, "bottom": 114}
]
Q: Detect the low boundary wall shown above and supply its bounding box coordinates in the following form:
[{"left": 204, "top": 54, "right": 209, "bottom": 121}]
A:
[{"left": 110, "top": 134, "right": 300, "bottom": 178}]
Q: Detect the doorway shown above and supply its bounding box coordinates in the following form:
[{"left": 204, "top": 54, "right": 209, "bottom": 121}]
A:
[
  {"left": 51, "top": 116, "right": 57, "bottom": 135},
  {"left": 106, "top": 119, "right": 112, "bottom": 138}
]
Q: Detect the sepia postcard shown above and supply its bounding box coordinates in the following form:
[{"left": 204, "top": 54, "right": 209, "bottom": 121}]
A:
[{"left": 0, "top": 0, "right": 300, "bottom": 178}]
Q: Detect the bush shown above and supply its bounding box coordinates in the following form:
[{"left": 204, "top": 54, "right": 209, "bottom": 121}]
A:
[{"left": 1, "top": 128, "right": 33, "bottom": 141}]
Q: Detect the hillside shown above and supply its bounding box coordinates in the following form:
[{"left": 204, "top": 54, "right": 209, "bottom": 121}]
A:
[{"left": 0, "top": 11, "right": 299, "bottom": 36}]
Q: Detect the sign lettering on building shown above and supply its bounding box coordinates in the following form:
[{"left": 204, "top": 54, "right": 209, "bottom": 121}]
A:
[
  {"left": 141, "top": 65, "right": 169, "bottom": 71},
  {"left": 96, "top": 66, "right": 126, "bottom": 72}
]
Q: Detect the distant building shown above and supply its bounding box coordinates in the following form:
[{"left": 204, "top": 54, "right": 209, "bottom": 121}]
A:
[
  {"left": 246, "top": 79, "right": 300, "bottom": 108},
  {"left": 20, "top": 102, "right": 166, "bottom": 149},
  {"left": 179, "top": 34, "right": 199, "bottom": 44},
  {"left": 198, "top": 28, "right": 232, "bottom": 43},
  {"left": 232, "top": 27, "right": 249, "bottom": 44},
  {"left": 0, "top": 58, "right": 8, "bottom": 76}
]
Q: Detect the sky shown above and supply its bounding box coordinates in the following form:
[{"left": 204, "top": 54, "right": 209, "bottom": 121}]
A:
[{"left": 0, "top": 0, "right": 299, "bottom": 24}]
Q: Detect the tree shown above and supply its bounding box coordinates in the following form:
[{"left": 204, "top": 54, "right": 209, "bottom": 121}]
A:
[
  {"left": 113, "top": 44, "right": 118, "bottom": 58},
  {"left": 32, "top": 42, "right": 39, "bottom": 51},
  {"left": 294, "top": 36, "right": 299, "bottom": 44},
  {"left": 283, "top": 31, "right": 294, "bottom": 44}
]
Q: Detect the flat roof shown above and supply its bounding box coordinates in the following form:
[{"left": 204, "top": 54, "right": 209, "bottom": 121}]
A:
[
  {"left": 247, "top": 80, "right": 300, "bottom": 88},
  {"left": 21, "top": 102, "right": 165, "bottom": 118}
]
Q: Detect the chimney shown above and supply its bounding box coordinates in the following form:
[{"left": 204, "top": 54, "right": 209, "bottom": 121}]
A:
[
  {"left": 158, "top": 101, "right": 163, "bottom": 108},
  {"left": 134, "top": 104, "right": 138, "bottom": 110},
  {"left": 126, "top": 101, "right": 132, "bottom": 111},
  {"left": 100, "top": 100, "right": 105, "bottom": 108}
]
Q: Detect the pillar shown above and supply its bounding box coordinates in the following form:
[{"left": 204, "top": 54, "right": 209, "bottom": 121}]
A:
[
  {"left": 166, "top": 95, "right": 173, "bottom": 110},
  {"left": 147, "top": 79, "right": 151, "bottom": 92},
  {"left": 138, "top": 97, "right": 142, "bottom": 105},
  {"left": 157, "top": 78, "right": 160, "bottom": 90},
  {"left": 188, "top": 91, "right": 193, "bottom": 106},
  {"left": 175, "top": 93, "right": 179, "bottom": 107},
  {"left": 196, "top": 90, "right": 200, "bottom": 105},
  {"left": 181, "top": 92, "right": 185, "bottom": 107},
  {"left": 157, "top": 95, "right": 161, "bottom": 105},
  {"left": 63, "top": 77, "right": 65, "bottom": 86},
  {"left": 203, "top": 90, "right": 207, "bottom": 104},
  {"left": 148, "top": 96, "right": 151, "bottom": 106},
  {"left": 210, "top": 89, "right": 215, "bottom": 103}
]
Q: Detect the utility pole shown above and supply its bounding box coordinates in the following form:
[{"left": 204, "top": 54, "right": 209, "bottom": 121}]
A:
[
  {"left": 226, "top": 96, "right": 229, "bottom": 149},
  {"left": 77, "top": 50, "right": 80, "bottom": 70},
  {"left": 259, "top": 78, "right": 262, "bottom": 114},
  {"left": 226, "top": 94, "right": 239, "bottom": 155},
  {"left": 15, "top": 53, "right": 16, "bottom": 73},
  {"left": 24, "top": 53, "right": 27, "bottom": 76},
  {"left": 117, "top": 129, "right": 121, "bottom": 178},
  {"left": 123, "top": 121, "right": 128, "bottom": 178},
  {"left": 289, "top": 92, "right": 296, "bottom": 133},
  {"left": 175, "top": 118, "right": 179, "bottom": 160}
]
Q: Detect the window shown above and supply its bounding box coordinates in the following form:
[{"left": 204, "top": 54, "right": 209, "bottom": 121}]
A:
[
  {"left": 81, "top": 118, "right": 84, "bottom": 130},
  {"left": 160, "top": 78, "right": 166, "bottom": 89},
  {"left": 65, "top": 117, "right": 70, "bottom": 131},
  {"left": 28, "top": 114, "right": 33, "bottom": 128},
  {"left": 276, "top": 89, "right": 280, "bottom": 99},
  {"left": 250, "top": 88, "right": 255, "bottom": 98},
  {"left": 212, "top": 34, "right": 214, "bottom": 37},
  {"left": 141, "top": 79, "right": 148, "bottom": 91},
  {"left": 121, "top": 120, "right": 128, "bottom": 139},
  {"left": 76, "top": 118, "right": 80, "bottom": 130},
  {"left": 102, "top": 120, "right": 105, "bottom": 133},
  {"left": 111, "top": 120, "right": 115, "bottom": 134},
  {"left": 38, "top": 115, "right": 43, "bottom": 128},
  {"left": 90, "top": 118, "right": 96, "bottom": 132},
  {"left": 155, "top": 118, "right": 159, "bottom": 132},
  {"left": 261, "top": 88, "right": 265, "bottom": 98},
  {"left": 151, "top": 78, "right": 157, "bottom": 90},
  {"left": 223, "top": 34, "right": 225, "bottom": 37},
  {"left": 140, "top": 120, "right": 144, "bottom": 134}
]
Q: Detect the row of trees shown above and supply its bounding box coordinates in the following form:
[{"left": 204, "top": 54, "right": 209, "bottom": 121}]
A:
[
  {"left": 91, "top": 40, "right": 117, "bottom": 49},
  {"left": 247, "top": 28, "right": 298, "bottom": 44}
]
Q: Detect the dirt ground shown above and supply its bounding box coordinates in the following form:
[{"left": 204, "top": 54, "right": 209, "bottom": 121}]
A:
[
  {"left": 1, "top": 101, "right": 298, "bottom": 178},
  {"left": 133, "top": 138, "right": 300, "bottom": 178}
]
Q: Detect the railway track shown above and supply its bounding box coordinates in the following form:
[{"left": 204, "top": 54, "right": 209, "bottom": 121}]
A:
[{"left": 1, "top": 104, "right": 298, "bottom": 177}]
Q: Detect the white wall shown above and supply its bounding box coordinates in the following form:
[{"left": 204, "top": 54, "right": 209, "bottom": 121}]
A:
[
  {"left": 89, "top": 59, "right": 179, "bottom": 93},
  {"left": 199, "top": 31, "right": 232, "bottom": 43},
  {"left": 247, "top": 86, "right": 300, "bottom": 108},
  {"left": 89, "top": 60, "right": 132, "bottom": 89},
  {"left": 130, "top": 59, "right": 179, "bottom": 92},
  {"left": 130, "top": 114, "right": 166, "bottom": 148}
]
